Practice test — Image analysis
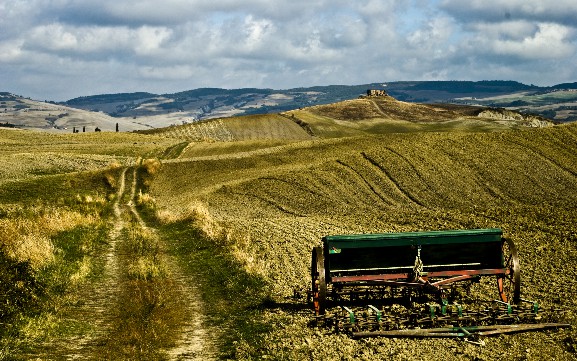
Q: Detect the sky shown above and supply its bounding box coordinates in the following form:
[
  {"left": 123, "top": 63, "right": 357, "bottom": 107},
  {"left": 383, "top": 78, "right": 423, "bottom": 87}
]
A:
[{"left": 1, "top": 0, "right": 576, "bottom": 101}]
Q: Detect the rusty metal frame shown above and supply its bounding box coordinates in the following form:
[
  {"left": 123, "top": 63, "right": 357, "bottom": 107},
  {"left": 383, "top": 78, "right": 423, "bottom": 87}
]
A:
[{"left": 331, "top": 268, "right": 506, "bottom": 286}]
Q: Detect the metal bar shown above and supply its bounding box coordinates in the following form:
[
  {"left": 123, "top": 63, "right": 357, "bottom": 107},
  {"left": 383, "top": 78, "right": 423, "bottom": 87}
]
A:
[
  {"left": 352, "top": 330, "right": 466, "bottom": 338},
  {"left": 424, "top": 263, "right": 482, "bottom": 268},
  {"left": 477, "top": 323, "right": 571, "bottom": 336},
  {"left": 331, "top": 268, "right": 506, "bottom": 284},
  {"left": 351, "top": 323, "right": 571, "bottom": 338},
  {"left": 331, "top": 274, "right": 409, "bottom": 282},
  {"left": 430, "top": 275, "right": 474, "bottom": 287},
  {"left": 331, "top": 266, "right": 413, "bottom": 272},
  {"left": 426, "top": 268, "right": 505, "bottom": 277},
  {"left": 331, "top": 262, "right": 484, "bottom": 273},
  {"left": 331, "top": 279, "right": 424, "bottom": 287}
]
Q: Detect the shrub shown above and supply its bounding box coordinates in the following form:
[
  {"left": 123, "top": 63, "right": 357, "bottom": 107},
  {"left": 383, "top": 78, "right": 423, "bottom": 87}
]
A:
[{"left": 0, "top": 247, "right": 45, "bottom": 329}]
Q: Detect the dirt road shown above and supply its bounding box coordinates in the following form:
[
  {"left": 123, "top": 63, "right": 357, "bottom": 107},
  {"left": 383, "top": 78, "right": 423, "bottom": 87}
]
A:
[{"left": 19, "top": 166, "right": 214, "bottom": 360}]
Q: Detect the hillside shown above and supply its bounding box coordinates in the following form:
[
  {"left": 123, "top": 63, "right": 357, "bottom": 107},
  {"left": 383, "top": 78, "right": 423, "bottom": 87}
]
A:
[
  {"left": 3, "top": 82, "right": 572, "bottom": 133},
  {"left": 149, "top": 121, "right": 577, "bottom": 359},
  {"left": 54, "top": 81, "right": 577, "bottom": 124},
  {"left": 142, "top": 94, "right": 552, "bottom": 142},
  {"left": 0, "top": 92, "right": 150, "bottom": 132},
  {"left": 1, "top": 94, "right": 577, "bottom": 359},
  {"left": 286, "top": 94, "right": 551, "bottom": 137}
]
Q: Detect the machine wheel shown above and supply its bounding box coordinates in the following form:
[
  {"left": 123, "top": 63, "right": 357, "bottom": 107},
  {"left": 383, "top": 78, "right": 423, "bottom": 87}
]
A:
[
  {"left": 311, "top": 247, "right": 327, "bottom": 315},
  {"left": 497, "top": 237, "right": 521, "bottom": 304}
]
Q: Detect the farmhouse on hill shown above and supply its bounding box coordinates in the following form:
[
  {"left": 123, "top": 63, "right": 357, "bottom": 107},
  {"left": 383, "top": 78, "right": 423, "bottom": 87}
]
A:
[{"left": 367, "top": 89, "right": 388, "bottom": 97}]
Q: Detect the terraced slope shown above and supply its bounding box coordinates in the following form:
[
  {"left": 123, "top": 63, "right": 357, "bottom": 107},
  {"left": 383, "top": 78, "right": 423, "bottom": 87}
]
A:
[{"left": 150, "top": 123, "right": 577, "bottom": 359}]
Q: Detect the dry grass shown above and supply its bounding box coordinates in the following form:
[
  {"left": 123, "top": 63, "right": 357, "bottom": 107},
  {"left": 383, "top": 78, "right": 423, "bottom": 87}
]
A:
[
  {"left": 102, "top": 161, "right": 123, "bottom": 189},
  {"left": 157, "top": 201, "right": 223, "bottom": 240},
  {"left": 0, "top": 128, "right": 180, "bottom": 159},
  {"left": 141, "top": 158, "right": 162, "bottom": 175},
  {"left": 0, "top": 207, "right": 100, "bottom": 267}
]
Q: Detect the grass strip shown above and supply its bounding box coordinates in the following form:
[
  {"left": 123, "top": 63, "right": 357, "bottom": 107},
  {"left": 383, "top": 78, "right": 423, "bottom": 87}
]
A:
[{"left": 158, "top": 220, "right": 273, "bottom": 359}]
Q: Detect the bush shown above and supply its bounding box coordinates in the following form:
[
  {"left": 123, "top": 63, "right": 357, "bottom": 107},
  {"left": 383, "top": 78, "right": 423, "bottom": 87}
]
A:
[{"left": 0, "top": 247, "right": 45, "bottom": 331}]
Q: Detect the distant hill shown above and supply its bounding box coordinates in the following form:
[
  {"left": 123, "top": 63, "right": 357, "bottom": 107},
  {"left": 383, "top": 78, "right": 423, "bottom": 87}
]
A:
[
  {"left": 3, "top": 81, "right": 576, "bottom": 133},
  {"left": 140, "top": 93, "right": 552, "bottom": 142},
  {"left": 59, "top": 81, "right": 577, "bottom": 124},
  {"left": 0, "top": 92, "right": 149, "bottom": 132}
]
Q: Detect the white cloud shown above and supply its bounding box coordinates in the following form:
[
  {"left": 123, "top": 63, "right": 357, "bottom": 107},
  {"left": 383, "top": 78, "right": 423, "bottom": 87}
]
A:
[
  {"left": 489, "top": 23, "right": 575, "bottom": 59},
  {"left": 1, "top": 0, "right": 576, "bottom": 100},
  {"left": 0, "top": 39, "right": 24, "bottom": 62}
]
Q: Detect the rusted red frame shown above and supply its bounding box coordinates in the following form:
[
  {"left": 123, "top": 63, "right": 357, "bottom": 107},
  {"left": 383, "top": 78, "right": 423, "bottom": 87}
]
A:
[{"left": 331, "top": 268, "right": 507, "bottom": 287}]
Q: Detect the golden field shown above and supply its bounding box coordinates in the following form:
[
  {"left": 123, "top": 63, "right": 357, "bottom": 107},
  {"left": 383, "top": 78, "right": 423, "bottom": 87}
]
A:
[
  {"left": 144, "top": 98, "right": 577, "bottom": 359},
  {"left": 1, "top": 95, "right": 576, "bottom": 360}
]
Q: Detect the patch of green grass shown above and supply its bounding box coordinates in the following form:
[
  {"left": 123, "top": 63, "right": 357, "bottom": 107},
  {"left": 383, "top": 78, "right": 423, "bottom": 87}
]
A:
[
  {"left": 39, "top": 223, "right": 109, "bottom": 292},
  {"left": 1, "top": 222, "right": 111, "bottom": 359},
  {"left": 159, "top": 220, "right": 272, "bottom": 358},
  {"left": 122, "top": 224, "right": 166, "bottom": 281},
  {"left": 0, "top": 247, "right": 45, "bottom": 335},
  {"left": 160, "top": 141, "right": 188, "bottom": 159}
]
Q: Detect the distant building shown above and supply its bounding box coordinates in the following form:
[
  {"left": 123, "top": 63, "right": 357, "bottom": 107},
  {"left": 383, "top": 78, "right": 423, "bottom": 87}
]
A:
[{"left": 367, "top": 89, "right": 388, "bottom": 97}]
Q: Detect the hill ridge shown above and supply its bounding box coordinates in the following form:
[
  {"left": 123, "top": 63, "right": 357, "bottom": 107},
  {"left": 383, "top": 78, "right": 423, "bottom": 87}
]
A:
[{"left": 53, "top": 80, "right": 577, "bottom": 123}]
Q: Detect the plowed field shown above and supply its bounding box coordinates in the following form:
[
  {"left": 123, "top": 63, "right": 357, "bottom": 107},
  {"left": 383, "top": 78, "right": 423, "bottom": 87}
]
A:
[{"left": 150, "top": 123, "right": 577, "bottom": 359}]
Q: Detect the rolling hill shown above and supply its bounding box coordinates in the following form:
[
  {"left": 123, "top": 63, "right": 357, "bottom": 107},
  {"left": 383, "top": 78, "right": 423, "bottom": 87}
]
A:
[
  {"left": 56, "top": 80, "right": 577, "bottom": 124},
  {"left": 140, "top": 92, "right": 552, "bottom": 143},
  {"left": 1, "top": 86, "right": 577, "bottom": 359},
  {"left": 148, "top": 115, "right": 577, "bottom": 360},
  {"left": 0, "top": 92, "right": 150, "bottom": 132}
]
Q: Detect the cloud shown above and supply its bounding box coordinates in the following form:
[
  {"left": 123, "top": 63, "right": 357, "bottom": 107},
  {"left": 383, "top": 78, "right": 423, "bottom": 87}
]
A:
[
  {"left": 437, "top": 1, "right": 577, "bottom": 64},
  {"left": 1, "top": 0, "right": 576, "bottom": 100},
  {"left": 440, "top": 0, "right": 577, "bottom": 26},
  {"left": 478, "top": 22, "right": 575, "bottom": 60}
]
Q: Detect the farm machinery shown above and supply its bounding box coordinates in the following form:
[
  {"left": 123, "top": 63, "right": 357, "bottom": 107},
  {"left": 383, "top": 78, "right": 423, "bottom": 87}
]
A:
[{"left": 309, "top": 228, "right": 570, "bottom": 339}]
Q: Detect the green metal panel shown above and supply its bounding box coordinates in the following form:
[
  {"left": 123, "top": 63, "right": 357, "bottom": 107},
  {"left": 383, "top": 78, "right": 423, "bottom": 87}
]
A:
[{"left": 323, "top": 228, "right": 502, "bottom": 249}]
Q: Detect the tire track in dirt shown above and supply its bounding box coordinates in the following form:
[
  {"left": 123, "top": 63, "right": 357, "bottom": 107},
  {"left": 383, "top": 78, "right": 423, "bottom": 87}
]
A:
[
  {"left": 504, "top": 137, "right": 577, "bottom": 180},
  {"left": 335, "top": 158, "right": 394, "bottom": 206},
  {"left": 20, "top": 166, "right": 214, "bottom": 360},
  {"left": 18, "top": 167, "right": 127, "bottom": 359},
  {"left": 361, "top": 151, "right": 425, "bottom": 207},
  {"left": 367, "top": 98, "right": 389, "bottom": 118},
  {"left": 227, "top": 190, "right": 306, "bottom": 217},
  {"left": 124, "top": 166, "right": 215, "bottom": 360},
  {"left": 162, "top": 138, "right": 332, "bottom": 163}
]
